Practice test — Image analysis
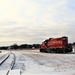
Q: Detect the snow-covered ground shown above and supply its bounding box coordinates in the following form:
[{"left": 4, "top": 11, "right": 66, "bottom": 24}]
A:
[
  {"left": 1, "top": 49, "right": 75, "bottom": 75},
  {"left": 11, "top": 48, "right": 75, "bottom": 75},
  {"left": 0, "top": 53, "right": 14, "bottom": 70}
]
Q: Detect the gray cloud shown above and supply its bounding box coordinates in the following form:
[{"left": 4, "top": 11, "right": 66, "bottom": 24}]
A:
[{"left": 0, "top": 0, "right": 75, "bottom": 46}]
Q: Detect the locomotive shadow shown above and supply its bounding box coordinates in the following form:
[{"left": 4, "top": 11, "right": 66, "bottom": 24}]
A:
[
  {"left": 45, "top": 51, "right": 75, "bottom": 54},
  {"left": 68, "top": 51, "right": 75, "bottom": 54}
]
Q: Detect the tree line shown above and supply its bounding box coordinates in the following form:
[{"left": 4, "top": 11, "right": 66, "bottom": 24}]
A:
[
  {"left": 0, "top": 42, "right": 74, "bottom": 50},
  {"left": 0, "top": 44, "right": 41, "bottom": 50}
]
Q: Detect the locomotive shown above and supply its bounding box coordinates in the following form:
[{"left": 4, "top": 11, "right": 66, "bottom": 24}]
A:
[{"left": 40, "top": 36, "right": 72, "bottom": 53}]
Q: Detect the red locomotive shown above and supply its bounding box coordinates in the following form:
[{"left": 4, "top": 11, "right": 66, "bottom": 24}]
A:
[{"left": 40, "top": 36, "right": 72, "bottom": 53}]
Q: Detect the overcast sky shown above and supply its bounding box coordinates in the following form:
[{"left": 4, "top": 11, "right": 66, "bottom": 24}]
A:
[{"left": 0, "top": 0, "right": 75, "bottom": 46}]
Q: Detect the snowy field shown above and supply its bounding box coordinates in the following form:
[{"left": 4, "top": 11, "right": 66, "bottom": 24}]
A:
[
  {"left": 0, "top": 48, "right": 75, "bottom": 75},
  {"left": 12, "top": 47, "right": 75, "bottom": 75}
]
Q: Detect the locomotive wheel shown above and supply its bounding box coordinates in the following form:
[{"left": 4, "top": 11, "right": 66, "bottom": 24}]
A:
[
  {"left": 46, "top": 48, "right": 51, "bottom": 53},
  {"left": 40, "top": 49, "right": 43, "bottom": 52},
  {"left": 40, "top": 49, "right": 42, "bottom": 52},
  {"left": 63, "top": 49, "right": 67, "bottom": 53}
]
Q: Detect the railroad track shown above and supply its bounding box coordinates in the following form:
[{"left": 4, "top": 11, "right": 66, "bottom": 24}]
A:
[
  {"left": 0, "top": 52, "right": 20, "bottom": 75},
  {"left": 0, "top": 53, "right": 10, "bottom": 65}
]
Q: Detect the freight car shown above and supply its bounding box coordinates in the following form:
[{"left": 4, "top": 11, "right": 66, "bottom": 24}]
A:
[{"left": 40, "top": 36, "right": 72, "bottom": 53}]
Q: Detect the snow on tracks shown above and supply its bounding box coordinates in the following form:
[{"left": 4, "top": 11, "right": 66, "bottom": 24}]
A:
[
  {"left": 0, "top": 52, "right": 21, "bottom": 75},
  {"left": 0, "top": 53, "right": 10, "bottom": 65},
  {"left": 7, "top": 53, "right": 21, "bottom": 75},
  {"left": 0, "top": 69, "right": 21, "bottom": 75},
  {"left": 8, "top": 69, "right": 21, "bottom": 75}
]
